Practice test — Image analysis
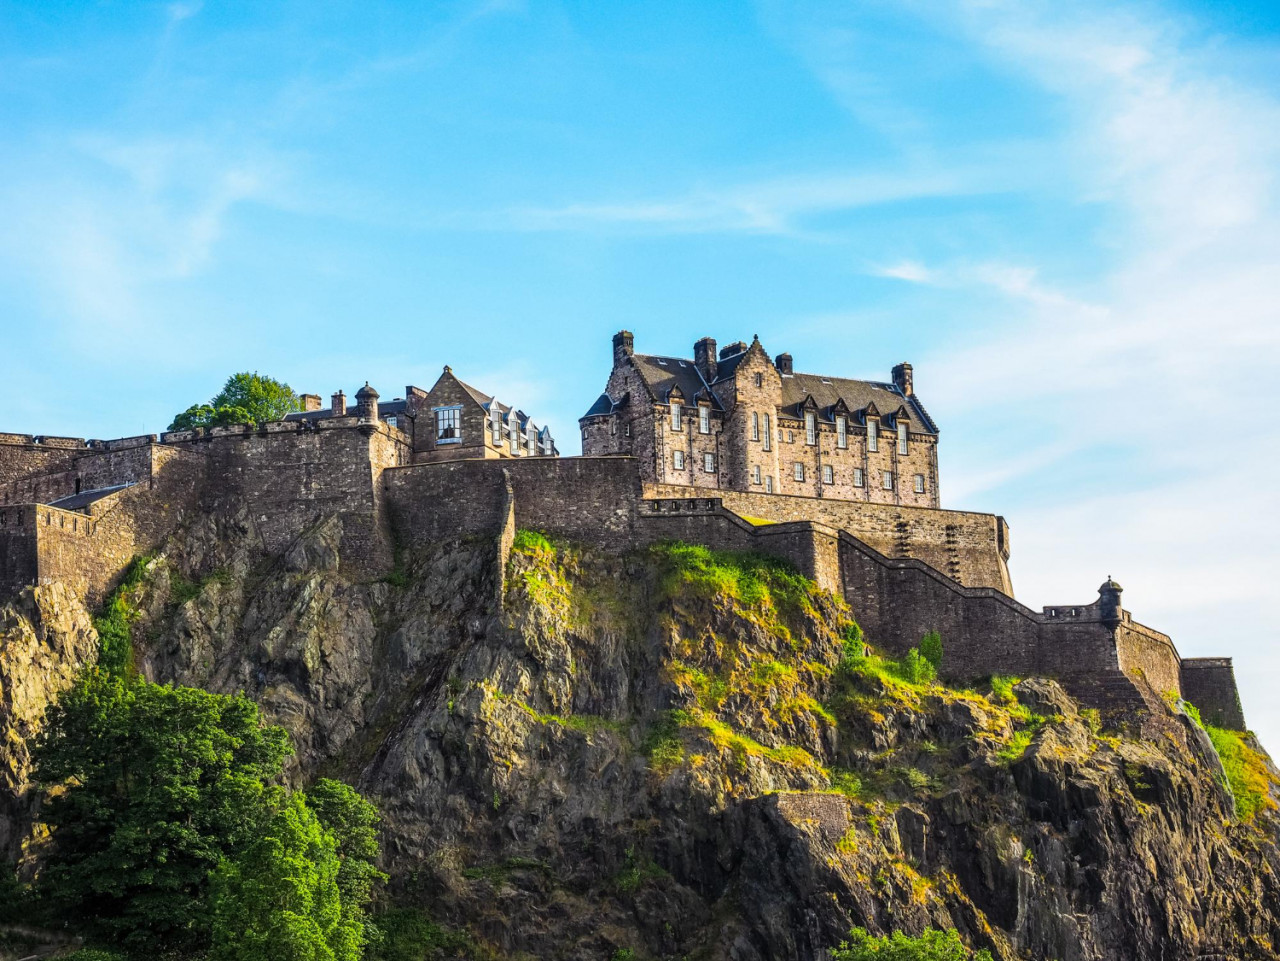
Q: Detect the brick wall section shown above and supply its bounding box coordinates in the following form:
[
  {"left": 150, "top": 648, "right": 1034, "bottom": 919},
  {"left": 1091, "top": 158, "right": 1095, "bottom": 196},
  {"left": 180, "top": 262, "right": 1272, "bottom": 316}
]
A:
[
  {"left": 650, "top": 483, "right": 1012, "bottom": 593},
  {"left": 1180, "top": 659, "right": 1246, "bottom": 730}
]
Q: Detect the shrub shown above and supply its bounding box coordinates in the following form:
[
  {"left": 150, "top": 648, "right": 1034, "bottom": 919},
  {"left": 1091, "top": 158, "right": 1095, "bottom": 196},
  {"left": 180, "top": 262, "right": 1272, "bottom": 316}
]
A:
[
  {"left": 651, "top": 541, "right": 813, "bottom": 611},
  {"left": 369, "top": 907, "right": 473, "bottom": 960},
  {"left": 832, "top": 927, "right": 994, "bottom": 960},
  {"left": 989, "top": 676, "right": 1018, "bottom": 705},
  {"left": 92, "top": 554, "right": 153, "bottom": 676},
  {"left": 919, "top": 631, "right": 943, "bottom": 671},
  {"left": 897, "top": 649, "right": 937, "bottom": 686},
  {"left": 1206, "top": 725, "right": 1276, "bottom": 822}
]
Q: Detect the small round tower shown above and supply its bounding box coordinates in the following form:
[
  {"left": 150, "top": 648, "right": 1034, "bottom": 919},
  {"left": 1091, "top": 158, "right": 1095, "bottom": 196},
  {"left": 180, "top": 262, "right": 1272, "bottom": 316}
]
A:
[
  {"left": 355, "top": 382, "right": 380, "bottom": 423},
  {"left": 1098, "top": 576, "right": 1123, "bottom": 627}
]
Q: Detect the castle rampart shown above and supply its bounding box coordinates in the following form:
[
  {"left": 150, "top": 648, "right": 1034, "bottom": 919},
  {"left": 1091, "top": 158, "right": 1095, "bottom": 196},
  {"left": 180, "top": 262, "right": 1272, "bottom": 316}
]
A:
[{"left": 648, "top": 483, "right": 1011, "bottom": 593}]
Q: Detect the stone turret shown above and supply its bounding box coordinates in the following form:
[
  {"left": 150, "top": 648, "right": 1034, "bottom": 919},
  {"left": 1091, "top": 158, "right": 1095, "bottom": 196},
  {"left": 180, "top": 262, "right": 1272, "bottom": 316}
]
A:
[
  {"left": 355, "top": 383, "right": 380, "bottom": 423},
  {"left": 1099, "top": 577, "right": 1123, "bottom": 627}
]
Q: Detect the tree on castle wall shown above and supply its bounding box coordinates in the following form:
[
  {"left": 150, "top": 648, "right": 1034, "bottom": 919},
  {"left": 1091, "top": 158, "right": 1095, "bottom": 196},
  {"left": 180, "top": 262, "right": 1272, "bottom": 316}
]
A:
[{"left": 169, "top": 372, "right": 301, "bottom": 431}]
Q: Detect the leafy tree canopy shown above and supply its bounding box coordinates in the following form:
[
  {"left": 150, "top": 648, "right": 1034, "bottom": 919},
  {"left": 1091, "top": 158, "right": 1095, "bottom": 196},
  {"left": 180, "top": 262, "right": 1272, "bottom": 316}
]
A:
[
  {"left": 209, "top": 794, "right": 359, "bottom": 961},
  {"left": 832, "top": 928, "right": 994, "bottom": 961},
  {"left": 168, "top": 371, "right": 300, "bottom": 431},
  {"left": 307, "top": 777, "right": 387, "bottom": 934},
  {"left": 33, "top": 671, "right": 293, "bottom": 955}
]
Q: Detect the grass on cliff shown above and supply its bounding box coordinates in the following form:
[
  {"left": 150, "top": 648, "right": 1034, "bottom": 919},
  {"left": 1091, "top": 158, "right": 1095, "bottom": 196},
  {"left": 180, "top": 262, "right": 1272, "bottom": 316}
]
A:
[
  {"left": 650, "top": 541, "right": 817, "bottom": 614},
  {"left": 92, "top": 554, "right": 154, "bottom": 676},
  {"left": 1179, "top": 700, "right": 1277, "bottom": 822}
]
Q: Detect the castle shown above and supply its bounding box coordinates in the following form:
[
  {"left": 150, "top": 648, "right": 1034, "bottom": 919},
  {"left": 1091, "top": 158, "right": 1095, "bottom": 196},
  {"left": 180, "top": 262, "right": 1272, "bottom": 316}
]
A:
[{"left": 0, "top": 332, "right": 1246, "bottom": 731}]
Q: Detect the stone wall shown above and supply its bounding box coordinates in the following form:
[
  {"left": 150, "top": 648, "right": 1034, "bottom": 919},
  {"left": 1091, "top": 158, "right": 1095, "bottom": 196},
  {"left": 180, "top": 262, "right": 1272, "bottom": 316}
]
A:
[
  {"left": 0, "top": 505, "right": 38, "bottom": 601},
  {"left": 1181, "top": 659, "right": 1246, "bottom": 730},
  {"left": 1114, "top": 618, "right": 1182, "bottom": 699},
  {"left": 650, "top": 484, "right": 1011, "bottom": 593},
  {"left": 0, "top": 441, "right": 160, "bottom": 506},
  {"left": 0, "top": 435, "right": 86, "bottom": 491}
]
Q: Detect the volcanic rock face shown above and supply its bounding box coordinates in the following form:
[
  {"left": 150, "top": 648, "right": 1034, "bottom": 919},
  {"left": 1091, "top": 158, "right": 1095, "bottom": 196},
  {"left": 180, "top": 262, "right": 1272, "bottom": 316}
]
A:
[{"left": 2, "top": 515, "right": 1279, "bottom": 960}]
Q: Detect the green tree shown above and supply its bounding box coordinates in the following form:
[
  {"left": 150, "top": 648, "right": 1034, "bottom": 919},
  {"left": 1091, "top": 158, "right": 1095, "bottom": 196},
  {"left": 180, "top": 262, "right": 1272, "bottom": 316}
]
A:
[
  {"left": 306, "top": 778, "right": 387, "bottom": 951},
  {"left": 832, "top": 927, "right": 994, "bottom": 960},
  {"left": 209, "top": 794, "right": 359, "bottom": 961},
  {"left": 169, "top": 372, "right": 300, "bottom": 431},
  {"left": 919, "top": 631, "right": 943, "bottom": 672},
  {"left": 899, "top": 648, "right": 937, "bottom": 685},
  {"left": 32, "top": 671, "right": 292, "bottom": 955}
]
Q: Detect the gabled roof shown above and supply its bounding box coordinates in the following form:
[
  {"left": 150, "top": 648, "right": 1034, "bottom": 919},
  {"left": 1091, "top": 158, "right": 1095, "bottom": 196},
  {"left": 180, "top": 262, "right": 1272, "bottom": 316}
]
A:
[
  {"left": 454, "top": 377, "right": 493, "bottom": 407},
  {"left": 780, "top": 372, "right": 938, "bottom": 435},
  {"left": 630, "top": 354, "right": 722, "bottom": 411}
]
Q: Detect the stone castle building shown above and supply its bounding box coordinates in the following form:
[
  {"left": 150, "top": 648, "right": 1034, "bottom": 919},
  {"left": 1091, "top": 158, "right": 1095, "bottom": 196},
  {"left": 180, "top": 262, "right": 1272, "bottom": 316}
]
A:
[
  {"left": 581, "top": 332, "right": 938, "bottom": 508},
  {"left": 0, "top": 335, "right": 1248, "bottom": 732}
]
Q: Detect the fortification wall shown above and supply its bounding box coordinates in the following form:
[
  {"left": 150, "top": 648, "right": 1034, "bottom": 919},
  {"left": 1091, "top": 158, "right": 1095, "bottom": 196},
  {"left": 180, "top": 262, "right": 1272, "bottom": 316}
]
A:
[
  {"left": 1181, "top": 659, "right": 1246, "bottom": 730},
  {"left": 0, "top": 435, "right": 87, "bottom": 492},
  {"left": 0, "top": 442, "right": 159, "bottom": 506},
  {"left": 170, "top": 422, "right": 407, "bottom": 574},
  {"left": 0, "top": 505, "right": 38, "bottom": 601},
  {"left": 648, "top": 483, "right": 1011, "bottom": 593},
  {"left": 1114, "top": 619, "right": 1182, "bottom": 699}
]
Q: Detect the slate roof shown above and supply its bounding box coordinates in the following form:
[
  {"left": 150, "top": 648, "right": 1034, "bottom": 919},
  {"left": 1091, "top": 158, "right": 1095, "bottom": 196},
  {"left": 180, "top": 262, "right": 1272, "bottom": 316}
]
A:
[
  {"left": 780, "top": 373, "right": 938, "bottom": 434},
  {"left": 630, "top": 355, "right": 720, "bottom": 408},
  {"left": 46, "top": 483, "right": 134, "bottom": 510},
  {"left": 455, "top": 378, "right": 493, "bottom": 407}
]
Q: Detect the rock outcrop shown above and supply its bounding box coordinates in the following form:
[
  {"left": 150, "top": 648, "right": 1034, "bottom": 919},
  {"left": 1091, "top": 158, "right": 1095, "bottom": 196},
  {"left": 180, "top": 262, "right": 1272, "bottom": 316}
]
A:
[{"left": 2, "top": 515, "right": 1278, "bottom": 960}]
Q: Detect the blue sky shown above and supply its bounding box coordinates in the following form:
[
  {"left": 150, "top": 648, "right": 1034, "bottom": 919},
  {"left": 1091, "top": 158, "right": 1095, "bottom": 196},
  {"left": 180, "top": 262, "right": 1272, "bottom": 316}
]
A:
[{"left": 2, "top": 0, "right": 1279, "bottom": 744}]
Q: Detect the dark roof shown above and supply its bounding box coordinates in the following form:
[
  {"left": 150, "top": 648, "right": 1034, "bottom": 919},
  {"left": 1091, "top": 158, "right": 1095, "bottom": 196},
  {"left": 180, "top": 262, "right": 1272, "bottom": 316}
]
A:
[
  {"left": 780, "top": 372, "right": 938, "bottom": 434},
  {"left": 284, "top": 399, "right": 408, "bottom": 422},
  {"left": 630, "top": 354, "right": 720, "bottom": 409},
  {"left": 455, "top": 378, "right": 493, "bottom": 407},
  {"left": 46, "top": 483, "right": 134, "bottom": 510},
  {"left": 583, "top": 393, "right": 614, "bottom": 417},
  {"left": 709, "top": 347, "right": 750, "bottom": 386}
]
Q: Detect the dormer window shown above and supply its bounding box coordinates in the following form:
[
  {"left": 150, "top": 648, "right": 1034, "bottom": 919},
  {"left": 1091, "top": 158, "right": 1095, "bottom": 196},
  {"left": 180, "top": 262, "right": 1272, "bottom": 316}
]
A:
[
  {"left": 491, "top": 408, "right": 501, "bottom": 445},
  {"left": 898, "top": 421, "right": 909, "bottom": 455},
  {"left": 670, "top": 402, "right": 683, "bottom": 431},
  {"left": 867, "top": 418, "right": 878, "bottom": 452},
  {"left": 699, "top": 405, "right": 711, "bottom": 434},
  {"left": 836, "top": 415, "right": 847, "bottom": 449},
  {"left": 804, "top": 411, "right": 816, "bottom": 445}
]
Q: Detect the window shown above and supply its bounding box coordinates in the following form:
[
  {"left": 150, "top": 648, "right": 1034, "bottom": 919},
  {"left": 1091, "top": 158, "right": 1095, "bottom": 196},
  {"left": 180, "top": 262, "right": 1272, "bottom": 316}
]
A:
[
  {"left": 787, "top": 430, "right": 794, "bottom": 444},
  {"left": 751, "top": 411, "right": 760, "bottom": 441},
  {"left": 752, "top": 465, "right": 762, "bottom": 485},
  {"left": 853, "top": 468, "right": 864, "bottom": 488},
  {"left": 898, "top": 422, "right": 909, "bottom": 455},
  {"left": 763, "top": 414, "right": 772, "bottom": 450},
  {"left": 822, "top": 464, "right": 834, "bottom": 485},
  {"left": 491, "top": 410, "right": 502, "bottom": 445},
  {"left": 836, "top": 415, "right": 847, "bottom": 449},
  {"left": 511, "top": 430, "right": 520, "bottom": 455},
  {"left": 624, "top": 424, "right": 631, "bottom": 437},
  {"left": 867, "top": 418, "right": 878, "bottom": 452},
  {"left": 670, "top": 402, "right": 683, "bottom": 431},
  {"left": 805, "top": 411, "right": 816, "bottom": 445},
  {"left": 699, "top": 405, "right": 711, "bottom": 434},
  {"left": 914, "top": 473, "right": 926, "bottom": 493},
  {"left": 673, "top": 450, "right": 686, "bottom": 471},
  {"left": 386, "top": 415, "right": 398, "bottom": 428},
  {"left": 882, "top": 470, "right": 894, "bottom": 490},
  {"left": 703, "top": 453, "right": 716, "bottom": 473},
  {"left": 765, "top": 475, "right": 774, "bottom": 493},
  {"left": 610, "top": 418, "right": 616, "bottom": 436},
  {"left": 754, "top": 373, "right": 763, "bottom": 388},
  {"left": 793, "top": 462, "right": 805, "bottom": 481},
  {"left": 435, "top": 407, "right": 461, "bottom": 443}
]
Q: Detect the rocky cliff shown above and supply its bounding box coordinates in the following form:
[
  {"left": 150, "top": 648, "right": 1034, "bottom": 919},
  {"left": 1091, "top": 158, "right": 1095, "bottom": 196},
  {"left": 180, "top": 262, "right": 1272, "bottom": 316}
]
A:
[{"left": 2, "top": 510, "right": 1278, "bottom": 960}]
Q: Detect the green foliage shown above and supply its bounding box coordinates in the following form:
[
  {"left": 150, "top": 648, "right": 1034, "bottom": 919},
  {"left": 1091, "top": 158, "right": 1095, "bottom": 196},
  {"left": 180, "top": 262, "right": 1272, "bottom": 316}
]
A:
[
  {"left": 919, "top": 631, "right": 943, "bottom": 671},
  {"left": 832, "top": 927, "right": 994, "bottom": 960},
  {"left": 996, "top": 729, "right": 1035, "bottom": 764},
  {"left": 899, "top": 649, "right": 937, "bottom": 685},
  {"left": 369, "top": 907, "right": 476, "bottom": 960},
  {"left": 91, "top": 555, "right": 153, "bottom": 675},
  {"left": 840, "top": 621, "right": 866, "bottom": 667},
  {"left": 511, "top": 528, "right": 555, "bottom": 555},
  {"left": 306, "top": 778, "right": 387, "bottom": 947},
  {"left": 63, "top": 951, "right": 131, "bottom": 961},
  {"left": 826, "top": 767, "right": 862, "bottom": 798},
  {"left": 643, "top": 711, "right": 686, "bottom": 772},
  {"left": 209, "top": 794, "right": 358, "bottom": 961},
  {"left": 614, "top": 845, "right": 666, "bottom": 895},
  {"left": 1206, "top": 725, "right": 1276, "bottom": 822},
  {"left": 989, "top": 676, "right": 1018, "bottom": 705},
  {"left": 169, "top": 371, "right": 301, "bottom": 431},
  {"left": 33, "top": 670, "right": 292, "bottom": 955},
  {"left": 611, "top": 950, "right": 636, "bottom": 961},
  {"left": 651, "top": 541, "right": 815, "bottom": 612}
]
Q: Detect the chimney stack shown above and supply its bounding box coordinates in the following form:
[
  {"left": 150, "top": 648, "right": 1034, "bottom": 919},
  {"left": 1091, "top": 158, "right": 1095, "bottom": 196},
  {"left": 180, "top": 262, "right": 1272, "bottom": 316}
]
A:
[
  {"left": 300, "top": 393, "right": 322, "bottom": 412},
  {"left": 693, "top": 337, "right": 718, "bottom": 382},
  {"left": 774, "top": 352, "right": 793, "bottom": 375},
  {"left": 331, "top": 390, "right": 347, "bottom": 416},
  {"left": 892, "top": 362, "right": 914, "bottom": 396},
  {"left": 612, "top": 330, "right": 635, "bottom": 368}
]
